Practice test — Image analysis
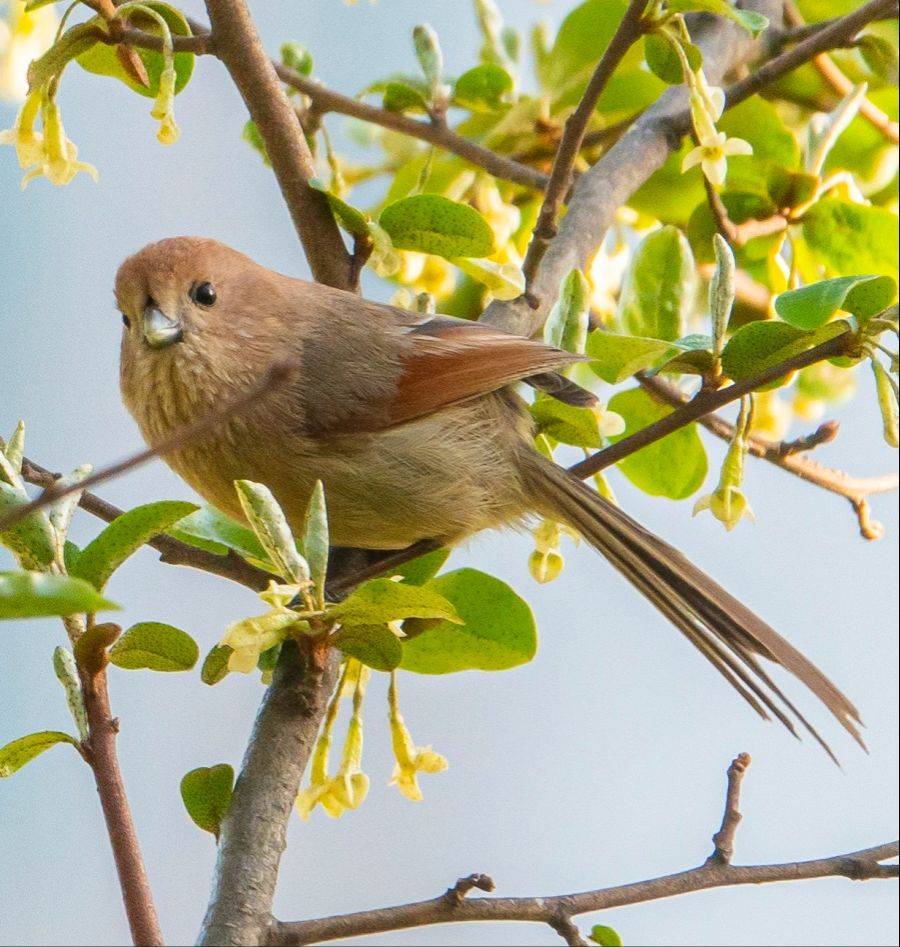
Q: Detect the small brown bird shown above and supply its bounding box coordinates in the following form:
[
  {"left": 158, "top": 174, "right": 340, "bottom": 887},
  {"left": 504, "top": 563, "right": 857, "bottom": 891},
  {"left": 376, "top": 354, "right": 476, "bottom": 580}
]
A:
[{"left": 116, "top": 237, "right": 862, "bottom": 757}]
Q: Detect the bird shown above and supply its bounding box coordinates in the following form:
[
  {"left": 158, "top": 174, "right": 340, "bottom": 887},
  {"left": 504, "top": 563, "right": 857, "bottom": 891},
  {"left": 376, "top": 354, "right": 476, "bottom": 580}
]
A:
[{"left": 115, "top": 236, "right": 862, "bottom": 759}]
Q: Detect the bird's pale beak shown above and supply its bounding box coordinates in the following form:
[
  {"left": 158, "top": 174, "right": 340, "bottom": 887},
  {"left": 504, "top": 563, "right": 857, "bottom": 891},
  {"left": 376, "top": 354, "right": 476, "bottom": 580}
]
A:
[{"left": 142, "top": 304, "right": 183, "bottom": 349}]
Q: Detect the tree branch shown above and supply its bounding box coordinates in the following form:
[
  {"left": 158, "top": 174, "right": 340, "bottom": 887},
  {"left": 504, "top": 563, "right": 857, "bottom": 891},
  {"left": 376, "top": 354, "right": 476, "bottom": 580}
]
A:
[
  {"left": 197, "top": 642, "right": 342, "bottom": 946},
  {"left": 482, "top": 0, "right": 898, "bottom": 336},
  {"left": 267, "top": 754, "right": 897, "bottom": 946},
  {"left": 637, "top": 372, "right": 899, "bottom": 538},
  {"left": 202, "top": 0, "right": 351, "bottom": 288},
  {"left": 568, "top": 326, "right": 856, "bottom": 480},
  {"left": 782, "top": 0, "right": 899, "bottom": 144},
  {"left": 78, "top": 646, "right": 164, "bottom": 946},
  {"left": 522, "top": 0, "right": 649, "bottom": 290}
]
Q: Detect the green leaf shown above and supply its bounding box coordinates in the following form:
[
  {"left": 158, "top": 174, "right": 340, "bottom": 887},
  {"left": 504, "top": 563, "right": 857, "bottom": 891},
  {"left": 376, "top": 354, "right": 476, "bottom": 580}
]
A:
[
  {"left": 0, "top": 482, "right": 57, "bottom": 570},
  {"left": 280, "top": 41, "right": 313, "bottom": 77},
  {"left": 775, "top": 275, "right": 897, "bottom": 328},
  {"left": 383, "top": 81, "right": 430, "bottom": 113},
  {"left": 669, "top": 0, "right": 768, "bottom": 36},
  {"left": 332, "top": 624, "right": 403, "bottom": 671},
  {"left": 531, "top": 395, "right": 601, "bottom": 449},
  {"left": 802, "top": 199, "right": 899, "bottom": 280},
  {"left": 718, "top": 96, "right": 801, "bottom": 171},
  {"left": 720, "top": 320, "right": 849, "bottom": 386},
  {"left": 309, "top": 179, "right": 373, "bottom": 240},
  {"left": 0, "top": 731, "right": 78, "bottom": 778},
  {"left": 618, "top": 226, "right": 695, "bottom": 341},
  {"left": 108, "top": 622, "right": 199, "bottom": 672},
  {"left": 71, "top": 500, "right": 197, "bottom": 590},
  {"left": 0, "top": 571, "right": 117, "bottom": 620},
  {"left": 242, "top": 120, "right": 270, "bottom": 166},
  {"left": 401, "top": 569, "right": 536, "bottom": 674},
  {"left": 544, "top": 269, "right": 590, "bottom": 353},
  {"left": 201, "top": 644, "right": 233, "bottom": 686},
  {"left": 76, "top": 2, "right": 195, "bottom": 99},
  {"left": 380, "top": 194, "right": 496, "bottom": 258},
  {"left": 590, "top": 925, "right": 624, "bottom": 947},
  {"left": 234, "top": 481, "right": 309, "bottom": 585},
  {"left": 858, "top": 34, "right": 899, "bottom": 85},
  {"left": 171, "top": 505, "right": 274, "bottom": 571},
  {"left": 587, "top": 331, "right": 684, "bottom": 384},
  {"left": 3, "top": 420, "right": 25, "bottom": 473},
  {"left": 454, "top": 63, "right": 513, "bottom": 111},
  {"left": 180, "top": 764, "right": 234, "bottom": 837},
  {"left": 330, "top": 578, "right": 461, "bottom": 627},
  {"left": 607, "top": 389, "right": 708, "bottom": 499},
  {"left": 540, "top": 0, "right": 628, "bottom": 90},
  {"left": 298, "top": 482, "right": 328, "bottom": 605},
  {"left": 644, "top": 33, "right": 699, "bottom": 85},
  {"left": 392, "top": 548, "right": 451, "bottom": 585}
]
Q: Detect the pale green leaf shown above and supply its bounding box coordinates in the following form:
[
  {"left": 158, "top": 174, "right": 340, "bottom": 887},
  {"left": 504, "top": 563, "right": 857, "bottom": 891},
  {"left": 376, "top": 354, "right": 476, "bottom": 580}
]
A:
[
  {"left": 235, "top": 481, "right": 309, "bottom": 585},
  {"left": 454, "top": 63, "right": 513, "bottom": 111},
  {"left": 544, "top": 269, "right": 590, "bottom": 354},
  {"left": 0, "top": 571, "right": 117, "bottom": 620},
  {"left": 0, "top": 731, "right": 79, "bottom": 778},
  {"left": 802, "top": 199, "right": 899, "bottom": 280},
  {"left": 380, "top": 194, "right": 496, "bottom": 258},
  {"left": 330, "top": 578, "right": 461, "bottom": 627},
  {"left": 108, "top": 622, "right": 199, "bottom": 672},
  {"left": 775, "top": 275, "right": 896, "bottom": 328},
  {"left": 587, "top": 332, "right": 684, "bottom": 384}
]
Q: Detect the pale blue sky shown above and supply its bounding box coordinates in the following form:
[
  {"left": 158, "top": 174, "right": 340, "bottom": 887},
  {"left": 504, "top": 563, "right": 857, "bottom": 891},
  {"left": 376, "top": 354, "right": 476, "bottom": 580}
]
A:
[{"left": 1, "top": 2, "right": 897, "bottom": 945}]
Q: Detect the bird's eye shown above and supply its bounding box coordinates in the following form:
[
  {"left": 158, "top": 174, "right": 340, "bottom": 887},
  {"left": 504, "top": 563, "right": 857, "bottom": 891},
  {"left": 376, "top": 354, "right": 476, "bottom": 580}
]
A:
[
  {"left": 122, "top": 314, "right": 131, "bottom": 328},
  {"left": 190, "top": 282, "right": 217, "bottom": 307}
]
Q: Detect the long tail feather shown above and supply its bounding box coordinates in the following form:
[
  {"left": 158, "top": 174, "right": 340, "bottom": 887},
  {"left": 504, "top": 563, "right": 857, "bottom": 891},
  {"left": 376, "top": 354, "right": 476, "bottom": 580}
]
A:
[{"left": 520, "top": 452, "right": 864, "bottom": 760}]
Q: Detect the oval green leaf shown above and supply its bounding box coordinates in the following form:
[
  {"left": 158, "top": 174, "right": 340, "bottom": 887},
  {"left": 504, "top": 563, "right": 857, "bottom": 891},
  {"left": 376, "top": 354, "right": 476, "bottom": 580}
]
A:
[
  {"left": 170, "top": 505, "right": 275, "bottom": 572},
  {"left": 332, "top": 623, "right": 403, "bottom": 672},
  {"left": 400, "top": 568, "right": 537, "bottom": 674},
  {"left": 76, "top": 2, "right": 195, "bottom": 99},
  {"left": 380, "top": 194, "right": 496, "bottom": 259},
  {"left": 0, "top": 731, "right": 79, "bottom": 778},
  {"left": 775, "top": 275, "right": 896, "bottom": 329},
  {"left": 531, "top": 395, "right": 601, "bottom": 449},
  {"left": 802, "top": 199, "right": 899, "bottom": 281},
  {"left": 587, "top": 331, "right": 683, "bottom": 384},
  {"left": 618, "top": 226, "right": 695, "bottom": 341},
  {"left": 607, "top": 388, "right": 708, "bottom": 499},
  {"left": 108, "top": 622, "right": 199, "bottom": 672},
  {"left": 180, "top": 764, "right": 234, "bottom": 837},
  {"left": 454, "top": 63, "right": 513, "bottom": 111},
  {"left": 71, "top": 500, "right": 197, "bottom": 590},
  {"left": 201, "top": 644, "right": 233, "bottom": 686},
  {"left": 390, "top": 547, "right": 451, "bottom": 586},
  {"left": 330, "top": 577, "right": 461, "bottom": 627},
  {"left": 0, "top": 482, "right": 57, "bottom": 570},
  {"left": 0, "top": 571, "right": 117, "bottom": 620}
]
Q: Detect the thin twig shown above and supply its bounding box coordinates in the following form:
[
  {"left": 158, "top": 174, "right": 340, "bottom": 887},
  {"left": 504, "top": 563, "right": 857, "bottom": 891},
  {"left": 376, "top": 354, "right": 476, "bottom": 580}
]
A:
[
  {"left": 783, "top": 0, "right": 899, "bottom": 144},
  {"left": 637, "top": 373, "right": 898, "bottom": 538},
  {"left": 0, "top": 360, "right": 296, "bottom": 535},
  {"left": 568, "top": 327, "right": 855, "bottom": 480},
  {"left": 708, "top": 752, "right": 751, "bottom": 864},
  {"left": 78, "top": 657, "right": 164, "bottom": 946},
  {"left": 522, "top": 0, "right": 649, "bottom": 290},
  {"left": 203, "top": 0, "right": 352, "bottom": 288}
]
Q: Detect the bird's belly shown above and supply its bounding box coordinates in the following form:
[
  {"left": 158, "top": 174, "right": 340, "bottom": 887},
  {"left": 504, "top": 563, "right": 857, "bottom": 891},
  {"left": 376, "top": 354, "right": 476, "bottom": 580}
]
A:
[{"left": 170, "top": 399, "right": 531, "bottom": 550}]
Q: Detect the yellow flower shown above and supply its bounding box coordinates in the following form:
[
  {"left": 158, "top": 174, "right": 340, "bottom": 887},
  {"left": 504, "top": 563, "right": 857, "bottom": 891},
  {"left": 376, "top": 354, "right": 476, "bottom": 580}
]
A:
[
  {"left": 151, "top": 62, "right": 179, "bottom": 145},
  {"left": 693, "top": 397, "right": 755, "bottom": 531},
  {"left": 18, "top": 89, "right": 98, "bottom": 188},
  {"left": 296, "top": 661, "right": 371, "bottom": 820},
  {"left": 0, "top": 85, "right": 42, "bottom": 167},
  {"left": 529, "top": 518, "right": 581, "bottom": 584},
  {"left": 388, "top": 673, "right": 447, "bottom": 801},
  {"left": 682, "top": 131, "right": 752, "bottom": 187},
  {"left": 593, "top": 403, "right": 626, "bottom": 437},
  {"left": 693, "top": 483, "right": 754, "bottom": 531},
  {"left": 221, "top": 580, "right": 307, "bottom": 673},
  {"left": 0, "top": 0, "right": 57, "bottom": 103}
]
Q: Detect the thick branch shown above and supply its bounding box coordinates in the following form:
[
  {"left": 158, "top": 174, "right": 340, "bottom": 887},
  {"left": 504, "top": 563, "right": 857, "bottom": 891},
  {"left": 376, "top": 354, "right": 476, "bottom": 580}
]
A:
[
  {"left": 269, "top": 841, "right": 898, "bottom": 945},
  {"left": 203, "top": 0, "right": 351, "bottom": 288},
  {"left": 198, "top": 642, "right": 342, "bottom": 946},
  {"left": 79, "top": 659, "right": 164, "bottom": 946},
  {"left": 523, "top": 0, "right": 648, "bottom": 289}
]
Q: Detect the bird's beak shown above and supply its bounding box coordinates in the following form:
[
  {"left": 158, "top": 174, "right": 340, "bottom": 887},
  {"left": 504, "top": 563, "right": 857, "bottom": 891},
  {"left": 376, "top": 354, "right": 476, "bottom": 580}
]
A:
[{"left": 141, "top": 304, "right": 183, "bottom": 349}]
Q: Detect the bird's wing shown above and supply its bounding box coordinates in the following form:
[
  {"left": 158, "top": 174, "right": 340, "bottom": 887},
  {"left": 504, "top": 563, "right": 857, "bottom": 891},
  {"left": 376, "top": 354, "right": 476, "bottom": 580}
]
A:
[{"left": 298, "top": 295, "right": 583, "bottom": 434}]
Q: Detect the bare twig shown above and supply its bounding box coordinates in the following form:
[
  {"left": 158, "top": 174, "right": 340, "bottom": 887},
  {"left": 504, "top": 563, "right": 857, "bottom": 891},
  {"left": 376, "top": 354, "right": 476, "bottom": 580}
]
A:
[
  {"left": 444, "top": 874, "right": 496, "bottom": 904},
  {"left": 198, "top": 643, "right": 342, "bottom": 946},
  {"left": 78, "top": 655, "right": 164, "bottom": 946},
  {"left": 522, "top": 0, "right": 649, "bottom": 290},
  {"left": 783, "top": 0, "right": 899, "bottom": 144},
  {"left": 637, "top": 373, "right": 899, "bottom": 538},
  {"left": 203, "top": 0, "right": 352, "bottom": 288},
  {"left": 708, "top": 752, "right": 751, "bottom": 864},
  {"left": 568, "top": 327, "right": 855, "bottom": 480},
  {"left": 0, "top": 360, "right": 296, "bottom": 535}
]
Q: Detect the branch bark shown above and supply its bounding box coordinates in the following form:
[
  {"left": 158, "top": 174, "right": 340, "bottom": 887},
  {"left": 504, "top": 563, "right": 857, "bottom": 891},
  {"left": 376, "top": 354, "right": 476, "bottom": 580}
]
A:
[
  {"left": 79, "top": 656, "right": 164, "bottom": 946},
  {"left": 202, "top": 0, "right": 351, "bottom": 288},
  {"left": 197, "top": 642, "right": 342, "bottom": 946}
]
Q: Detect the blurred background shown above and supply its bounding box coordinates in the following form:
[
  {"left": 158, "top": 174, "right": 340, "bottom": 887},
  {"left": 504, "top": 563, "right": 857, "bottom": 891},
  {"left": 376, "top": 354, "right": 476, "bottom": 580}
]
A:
[{"left": 1, "top": 2, "right": 897, "bottom": 945}]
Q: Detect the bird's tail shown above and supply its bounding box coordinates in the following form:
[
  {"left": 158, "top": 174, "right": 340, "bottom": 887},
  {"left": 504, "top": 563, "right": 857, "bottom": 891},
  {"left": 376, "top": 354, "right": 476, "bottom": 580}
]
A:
[{"left": 519, "top": 450, "right": 864, "bottom": 762}]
